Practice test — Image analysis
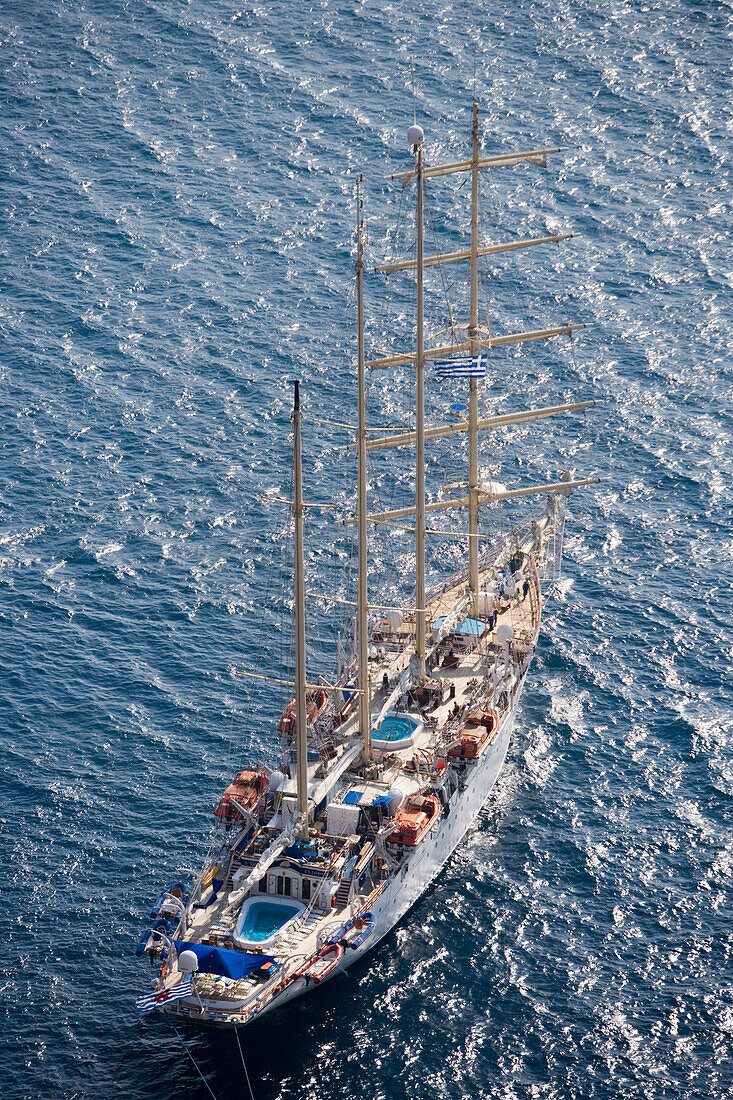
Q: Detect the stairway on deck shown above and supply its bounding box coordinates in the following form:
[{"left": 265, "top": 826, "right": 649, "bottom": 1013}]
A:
[{"left": 333, "top": 878, "right": 352, "bottom": 908}]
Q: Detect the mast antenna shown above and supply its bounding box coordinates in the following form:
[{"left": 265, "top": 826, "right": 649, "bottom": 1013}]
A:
[{"left": 411, "top": 59, "right": 416, "bottom": 127}]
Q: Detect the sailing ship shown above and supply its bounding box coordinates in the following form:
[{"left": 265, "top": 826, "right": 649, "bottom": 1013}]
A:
[{"left": 135, "top": 104, "right": 597, "bottom": 1028}]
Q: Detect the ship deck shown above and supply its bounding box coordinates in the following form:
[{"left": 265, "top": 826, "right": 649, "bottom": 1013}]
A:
[{"left": 162, "top": 555, "right": 542, "bottom": 1025}]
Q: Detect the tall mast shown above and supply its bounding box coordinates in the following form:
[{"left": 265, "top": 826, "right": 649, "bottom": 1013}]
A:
[
  {"left": 411, "top": 123, "right": 427, "bottom": 680},
  {"left": 468, "top": 101, "right": 480, "bottom": 616},
  {"left": 292, "top": 380, "right": 308, "bottom": 836},
  {"left": 356, "top": 177, "right": 371, "bottom": 766}
]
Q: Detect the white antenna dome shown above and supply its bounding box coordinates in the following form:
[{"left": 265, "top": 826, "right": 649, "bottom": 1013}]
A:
[
  {"left": 407, "top": 124, "right": 424, "bottom": 147},
  {"left": 496, "top": 623, "right": 514, "bottom": 644},
  {"left": 268, "top": 769, "right": 285, "bottom": 792},
  {"left": 385, "top": 609, "right": 403, "bottom": 632},
  {"left": 178, "top": 949, "right": 199, "bottom": 974}
]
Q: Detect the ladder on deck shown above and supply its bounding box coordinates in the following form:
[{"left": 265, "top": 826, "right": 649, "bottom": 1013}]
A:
[{"left": 333, "top": 878, "right": 352, "bottom": 908}]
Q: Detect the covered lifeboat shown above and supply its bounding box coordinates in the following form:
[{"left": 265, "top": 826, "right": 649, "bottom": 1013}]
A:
[
  {"left": 214, "top": 769, "right": 269, "bottom": 822},
  {"left": 387, "top": 793, "right": 440, "bottom": 847},
  {"left": 276, "top": 688, "right": 328, "bottom": 735},
  {"left": 447, "top": 709, "right": 498, "bottom": 760}
]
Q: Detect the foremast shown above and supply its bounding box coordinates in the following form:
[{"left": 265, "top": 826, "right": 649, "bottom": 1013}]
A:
[{"left": 292, "top": 380, "right": 309, "bottom": 837}]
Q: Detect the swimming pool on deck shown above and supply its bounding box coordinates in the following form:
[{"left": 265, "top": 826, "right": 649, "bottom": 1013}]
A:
[
  {"left": 372, "top": 712, "right": 424, "bottom": 752},
  {"left": 234, "top": 897, "right": 304, "bottom": 950}
]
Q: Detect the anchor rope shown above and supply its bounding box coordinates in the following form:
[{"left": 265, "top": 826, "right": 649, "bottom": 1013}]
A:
[
  {"left": 235, "top": 1025, "right": 256, "bottom": 1100},
  {"left": 169, "top": 1021, "right": 218, "bottom": 1099}
]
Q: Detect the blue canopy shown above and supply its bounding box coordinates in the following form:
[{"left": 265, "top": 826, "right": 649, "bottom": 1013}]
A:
[
  {"left": 174, "top": 942, "right": 276, "bottom": 980},
  {"left": 434, "top": 616, "right": 485, "bottom": 636},
  {"left": 371, "top": 794, "right": 392, "bottom": 808}
]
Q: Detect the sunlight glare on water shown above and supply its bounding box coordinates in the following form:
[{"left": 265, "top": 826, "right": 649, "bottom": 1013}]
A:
[{"left": 0, "top": 1, "right": 731, "bottom": 1097}]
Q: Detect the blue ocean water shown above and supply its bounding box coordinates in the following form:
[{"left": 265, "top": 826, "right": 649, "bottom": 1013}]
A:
[{"left": 1, "top": 1, "right": 731, "bottom": 1097}]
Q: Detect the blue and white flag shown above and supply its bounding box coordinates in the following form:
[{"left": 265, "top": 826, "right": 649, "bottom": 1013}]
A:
[
  {"left": 136, "top": 978, "right": 193, "bottom": 1014},
  {"left": 434, "top": 351, "right": 486, "bottom": 380}
]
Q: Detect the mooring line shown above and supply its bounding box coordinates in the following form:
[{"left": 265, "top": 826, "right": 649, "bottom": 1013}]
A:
[
  {"left": 169, "top": 1021, "right": 218, "bottom": 1099},
  {"left": 235, "top": 1025, "right": 256, "bottom": 1100}
]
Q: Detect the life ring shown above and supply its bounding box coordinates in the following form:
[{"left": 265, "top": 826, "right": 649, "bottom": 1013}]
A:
[{"left": 201, "top": 865, "right": 219, "bottom": 890}]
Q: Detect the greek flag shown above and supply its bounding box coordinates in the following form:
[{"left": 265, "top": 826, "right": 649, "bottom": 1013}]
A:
[
  {"left": 136, "top": 978, "right": 193, "bottom": 1014},
  {"left": 434, "top": 351, "right": 486, "bottom": 380}
]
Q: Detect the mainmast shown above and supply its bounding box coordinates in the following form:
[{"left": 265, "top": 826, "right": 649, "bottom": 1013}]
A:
[
  {"left": 356, "top": 177, "right": 371, "bottom": 765},
  {"left": 468, "top": 101, "right": 480, "bottom": 616},
  {"left": 292, "top": 380, "right": 309, "bottom": 837},
  {"left": 410, "top": 122, "right": 427, "bottom": 680}
]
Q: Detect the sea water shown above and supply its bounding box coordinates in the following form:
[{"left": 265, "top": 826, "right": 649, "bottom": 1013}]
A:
[{"left": 1, "top": 1, "right": 731, "bottom": 1097}]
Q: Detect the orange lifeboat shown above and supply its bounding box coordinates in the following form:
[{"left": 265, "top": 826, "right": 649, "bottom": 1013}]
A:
[
  {"left": 387, "top": 794, "right": 440, "bottom": 846},
  {"left": 276, "top": 688, "right": 328, "bottom": 735},
  {"left": 214, "top": 769, "right": 269, "bottom": 821},
  {"left": 447, "top": 710, "right": 498, "bottom": 760}
]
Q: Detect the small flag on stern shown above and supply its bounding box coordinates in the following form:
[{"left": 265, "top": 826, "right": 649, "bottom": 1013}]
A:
[
  {"left": 136, "top": 978, "right": 193, "bottom": 1014},
  {"left": 434, "top": 352, "right": 486, "bottom": 380}
]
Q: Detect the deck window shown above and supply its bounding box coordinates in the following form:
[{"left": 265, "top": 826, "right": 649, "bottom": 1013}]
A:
[{"left": 302, "top": 878, "right": 311, "bottom": 901}]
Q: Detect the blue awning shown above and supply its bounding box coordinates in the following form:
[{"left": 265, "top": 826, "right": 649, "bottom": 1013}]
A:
[
  {"left": 371, "top": 794, "right": 392, "bottom": 807},
  {"left": 174, "top": 942, "right": 276, "bottom": 980},
  {"left": 434, "top": 616, "right": 485, "bottom": 636}
]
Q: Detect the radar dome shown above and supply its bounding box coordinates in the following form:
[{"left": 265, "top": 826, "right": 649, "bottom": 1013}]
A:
[
  {"left": 268, "top": 769, "right": 285, "bottom": 792},
  {"left": 178, "top": 949, "right": 199, "bottom": 973},
  {"left": 385, "top": 610, "right": 403, "bottom": 632},
  {"left": 407, "top": 124, "right": 424, "bottom": 147},
  {"left": 496, "top": 623, "right": 514, "bottom": 644}
]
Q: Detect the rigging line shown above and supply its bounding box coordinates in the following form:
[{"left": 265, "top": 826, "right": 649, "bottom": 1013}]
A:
[
  {"left": 284, "top": 460, "right": 296, "bottom": 722},
  {"left": 476, "top": 177, "right": 496, "bottom": 346},
  {"left": 379, "top": 173, "right": 408, "bottom": 274},
  {"left": 423, "top": 181, "right": 459, "bottom": 344},
  {"left": 481, "top": 169, "right": 538, "bottom": 339},
  {"left": 235, "top": 1026, "right": 256, "bottom": 1100},
  {"left": 407, "top": 57, "right": 413, "bottom": 127},
  {"left": 369, "top": 190, "right": 407, "bottom": 380},
  {"left": 308, "top": 416, "right": 407, "bottom": 433},
  {"left": 228, "top": 506, "right": 285, "bottom": 771},
  {"left": 169, "top": 1022, "right": 219, "bottom": 1100},
  {"left": 243, "top": 451, "right": 297, "bottom": 765}
]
